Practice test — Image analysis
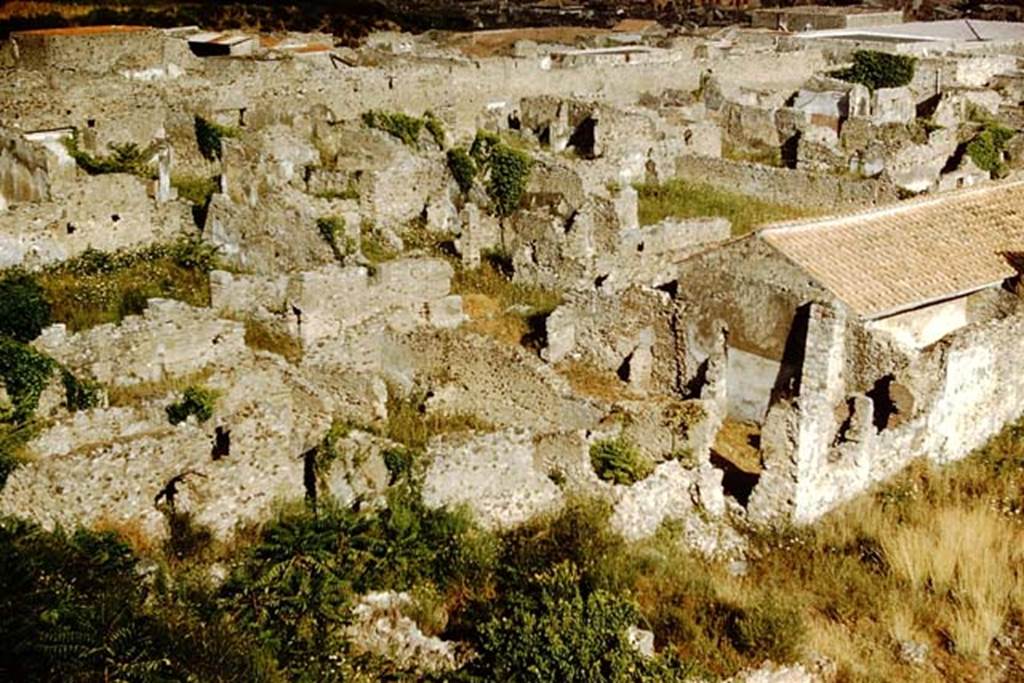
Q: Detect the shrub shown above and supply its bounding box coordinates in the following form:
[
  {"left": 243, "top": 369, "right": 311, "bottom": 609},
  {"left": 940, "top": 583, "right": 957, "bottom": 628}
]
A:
[
  {"left": 471, "top": 561, "right": 687, "bottom": 682},
  {"left": 0, "top": 270, "right": 51, "bottom": 342},
  {"left": 0, "top": 338, "right": 56, "bottom": 423},
  {"left": 194, "top": 115, "right": 238, "bottom": 161},
  {"left": 831, "top": 50, "right": 916, "bottom": 90},
  {"left": 362, "top": 110, "right": 425, "bottom": 147},
  {"left": 966, "top": 124, "right": 1016, "bottom": 177},
  {"left": 63, "top": 134, "right": 153, "bottom": 176},
  {"left": 60, "top": 369, "right": 102, "bottom": 413},
  {"left": 590, "top": 437, "right": 654, "bottom": 485},
  {"left": 727, "top": 600, "right": 805, "bottom": 663},
  {"left": 468, "top": 131, "right": 534, "bottom": 216},
  {"left": 165, "top": 386, "right": 218, "bottom": 425},
  {"left": 447, "top": 146, "right": 478, "bottom": 194}
]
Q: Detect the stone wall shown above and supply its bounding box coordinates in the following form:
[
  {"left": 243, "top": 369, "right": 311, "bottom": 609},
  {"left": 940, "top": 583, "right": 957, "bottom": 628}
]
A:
[
  {"left": 0, "top": 129, "right": 48, "bottom": 212},
  {"left": 674, "top": 155, "right": 899, "bottom": 210},
  {"left": 11, "top": 27, "right": 167, "bottom": 74},
  {"left": 0, "top": 173, "right": 190, "bottom": 269},
  {"left": 749, "top": 299, "right": 1024, "bottom": 524}
]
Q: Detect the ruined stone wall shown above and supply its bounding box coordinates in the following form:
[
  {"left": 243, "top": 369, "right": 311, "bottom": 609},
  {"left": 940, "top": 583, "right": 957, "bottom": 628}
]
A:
[
  {"left": 674, "top": 155, "right": 900, "bottom": 209},
  {"left": 0, "top": 129, "right": 48, "bottom": 212},
  {"left": 11, "top": 28, "right": 167, "bottom": 74},
  {"left": 749, "top": 301, "right": 1024, "bottom": 524}
]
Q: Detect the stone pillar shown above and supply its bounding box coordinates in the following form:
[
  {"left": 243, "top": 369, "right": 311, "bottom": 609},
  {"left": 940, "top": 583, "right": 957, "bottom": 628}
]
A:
[
  {"left": 154, "top": 140, "right": 174, "bottom": 204},
  {"left": 747, "top": 303, "right": 848, "bottom": 525},
  {"left": 614, "top": 185, "right": 639, "bottom": 231},
  {"left": 457, "top": 203, "right": 483, "bottom": 269}
]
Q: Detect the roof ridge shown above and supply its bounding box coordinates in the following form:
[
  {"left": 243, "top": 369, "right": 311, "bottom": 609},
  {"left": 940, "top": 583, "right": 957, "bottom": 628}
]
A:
[{"left": 758, "top": 180, "right": 1024, "bottom": 237}]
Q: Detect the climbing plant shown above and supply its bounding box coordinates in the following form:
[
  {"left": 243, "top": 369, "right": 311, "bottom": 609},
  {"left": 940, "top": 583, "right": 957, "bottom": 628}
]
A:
[{"left": 831, "top": 50, "right": 916, "bottom": 91}]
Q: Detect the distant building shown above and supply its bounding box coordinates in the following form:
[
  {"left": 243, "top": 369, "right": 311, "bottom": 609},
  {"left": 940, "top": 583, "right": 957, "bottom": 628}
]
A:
[{"left": 751, "top": 6, "right": 904, "bottom": 33}]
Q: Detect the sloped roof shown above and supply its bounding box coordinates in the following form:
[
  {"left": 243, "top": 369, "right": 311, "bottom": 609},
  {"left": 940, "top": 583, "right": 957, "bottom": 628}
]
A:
[
  {"left": 759, "top": 181, "right": 1024, "bottom": 319},
  {"left": 799, "top": 19, "right": 1024, "bottom": 43}
]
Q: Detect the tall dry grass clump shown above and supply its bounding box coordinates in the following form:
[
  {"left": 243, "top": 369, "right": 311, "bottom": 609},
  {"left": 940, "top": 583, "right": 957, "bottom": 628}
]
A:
[{"left": 881, "top": 505, "right": 1024, "bottom": 660}]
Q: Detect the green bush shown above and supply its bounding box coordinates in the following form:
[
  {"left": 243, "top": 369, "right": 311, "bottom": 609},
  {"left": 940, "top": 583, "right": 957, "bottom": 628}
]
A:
[
  {"left": 966, "top": 124, "right": 1016, "bottom": 177},
  {"left": 831, "top": 50, "right": 916, "bottom": 90},
  {"left": 63, "top": 134, "right": 153, "bottom": 176},
  {"left": 0, "top": 338, "right": 56, "bottom": 423},
  {"left": 468, "top": 130, "right": 534, "bottom": 217},
  {"left": 0, "top": 270, "right": 51, "bottom": 342},
  {"left": 590, "top": 438, "right": 654, "bottom": 485},
  {"left": 60, "top": 369, "right": 102, "bottom": 413},
  {"left": 171, "top": 173, "right": 218, "bottom": 206},
  {"left": 165, "top": 385, "right": 218, "bottom": 425},
  {"left": 447, "top": 146, "right": 478, "bottom": 194},
  {"left": 727, "top": 600, "right": 805, "bottom": 663},
  {"left": 471, "top": 561, "right": 688, "bottom": 682},
  {"left": 194, "top": 115, "right": 238, "bottom": 161}
]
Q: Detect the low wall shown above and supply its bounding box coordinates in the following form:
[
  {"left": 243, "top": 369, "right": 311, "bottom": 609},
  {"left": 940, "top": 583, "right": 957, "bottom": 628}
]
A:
[{"left": 674, "top": 155, "right": 899, "bottom": 210}]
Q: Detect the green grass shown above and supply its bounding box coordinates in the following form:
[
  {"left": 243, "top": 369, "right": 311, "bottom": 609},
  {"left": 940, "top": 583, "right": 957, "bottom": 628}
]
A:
[{"left": 635, "top": 179, "right": 812, "bottom": 236}]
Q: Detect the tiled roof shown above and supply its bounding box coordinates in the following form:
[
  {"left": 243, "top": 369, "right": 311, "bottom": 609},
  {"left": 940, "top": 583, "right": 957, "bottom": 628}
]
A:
[{"left": 760, "top": 181, "right": 1024, "bottom": 319}]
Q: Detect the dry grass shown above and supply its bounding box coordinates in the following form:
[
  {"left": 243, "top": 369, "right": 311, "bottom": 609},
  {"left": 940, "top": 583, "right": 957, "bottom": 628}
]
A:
[
  {"left": 712, "top": 420, "right": 762, "bottom": 473},
  {"left": 381, "top": 391, "right": 491, "bottom": 451},
  {"left": 243, "top": 318, "right": 303, "bottom": 364},
  {"left": 451, "top": 254, "right": 561, "bottom": 349},
  {"left": 635, "top": 179, "right": 814, "bottom": 236},
  {"left": 93, "top": 515, "right": 159, "bottom": 557},
  {"left": 556, "top": 359, "right": 632, "bottom": 403},
  {"left": 106, "top": 370, "right": 212, "bottom": 408}
]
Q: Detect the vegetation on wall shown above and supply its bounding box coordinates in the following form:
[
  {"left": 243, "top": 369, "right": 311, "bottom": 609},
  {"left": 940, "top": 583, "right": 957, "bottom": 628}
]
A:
[
  {"left": 316, "top": 215, "right": 351, "bottom": 262},
  {"left": 635, "top": 178, "right": 812, "bottom": 235},
  {"left": 469, "top": 130, "right": 534, "bottom": 217},
  {"left": 64, "top": 134, "right": 154, "bottom": 177},
  {"left": 195, "top": 115, "right": 239, "bottom": 161},
  {"left": 362, "top": 110, "right": 445, "bottom": 149},
  {"left": 590, "top": 437, "right": 654, "bottom": 485},
  {"left": 966, "top": 123, "right": 1016, "bottom": 177},
  {"left": 831, "top": 50, "right": 917, "bottom": 91},
  {"left": 447, "top": 146, "right": 478, "bottom": 194},
  {"left": 165, "top": 385, "right": 218, "bottom": 425}
]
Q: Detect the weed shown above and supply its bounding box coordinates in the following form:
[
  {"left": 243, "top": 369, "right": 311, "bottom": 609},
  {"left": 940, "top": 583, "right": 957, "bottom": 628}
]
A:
[{"left": 590, "top": 437, "right": 654, "bottom": 485}]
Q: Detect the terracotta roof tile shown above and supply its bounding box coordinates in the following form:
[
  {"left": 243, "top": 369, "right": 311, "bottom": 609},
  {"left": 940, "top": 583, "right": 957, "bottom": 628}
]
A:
[{"left": 760, "top": 181, "right": 1024, "bottom": 319}]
